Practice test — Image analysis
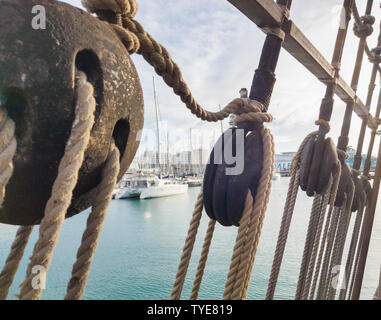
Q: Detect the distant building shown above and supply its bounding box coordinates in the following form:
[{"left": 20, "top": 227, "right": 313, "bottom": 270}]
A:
[
  {"left": 345, "top": 147, "right": 377, "bottom": 171},
  {"left": 274, "top": 152, "right": 295, "bottom": 175},
  {"left": 273, "top": 147, "right": 377, "bottom": 175}
]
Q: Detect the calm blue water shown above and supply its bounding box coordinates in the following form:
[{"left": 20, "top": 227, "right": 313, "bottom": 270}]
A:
[{"left": 0, "top": 178, "right": 380, "bottom": 300}]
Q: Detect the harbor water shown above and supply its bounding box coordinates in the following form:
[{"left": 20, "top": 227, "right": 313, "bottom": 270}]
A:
[{"left": 0, "top": 178, "right": 380, "bottom": 300}]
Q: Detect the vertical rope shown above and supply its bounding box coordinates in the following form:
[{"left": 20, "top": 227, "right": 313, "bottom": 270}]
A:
[
  {"left": 0, "top": 226, "right": 33, "bottom": 300},
  {"left": 0, "top": 107, "right": 24, "bottom": 300},
  {"left": 309, "top": 166, "right": 341, "bottom": 299},
  {"left": 171, "top": 190, "right": 204, "bottom": 300},
  {"left": 327, "top": 188, "right": 354, "bottom": 300},
  {"left": 301, "top": 182, "right": 331, "bottom": 300},
  {"left": 189, "top": 219, "right": 216, "bottom": 300},
  {"left": 295, "top": 193, "right": 322, "bottom": 299},
  {"left": 223, "top": 126, "right": 274, "bottom": 300},
  {"left": 17, "top": 71, "right": 96, "bottom": 300},
  {"left": 65, "top": 143, "right": 120, "bottom": 300},
  {"left": 266, "top": 131, "right": 318, "bottom": 300},
  {"left": 324, "top": 204, "right": 346, "bottom": 299},
  {"left": 347, "top": 205, "right": 368, "bottom": 299},
  {"left": 348, "top": 204, "right": 369, "bottom": 299},
  {"left": 0, "top": 108, "right": 17, "bottom": 206},
  {"left": 239, "top": 131, "right": 274, "bottom": 300},
  {"left": 265, "top": 169, "right": 299, "bottom": 299},
  {"left": 338, "top": 196, "right": 365, "bottom": 300},
  {"left": 316, "top": 205, "right": 341, "bottom": 299}
]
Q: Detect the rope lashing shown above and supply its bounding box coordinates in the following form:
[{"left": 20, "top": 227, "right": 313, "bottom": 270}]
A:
[
  {"left": 315, "top": 119, "right": 331, "bottom": 133},
  {"left": 369, "top": 46, "right": 381, "bottom": 64},
  {"left": 0, "top": 108, "right": 17, "bottom": 206},
  {"left": 353, "top": 15, "right": 375, "bottom": 38},
  {"left": 65, "top": 143, "right": 120, "bottom": 300},
  {"left": 17, "top": 71, "right": 96, "bottom": 300}
]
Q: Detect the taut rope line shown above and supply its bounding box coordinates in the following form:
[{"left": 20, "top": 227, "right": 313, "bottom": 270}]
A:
[
  {"left": 171, "top": 99, "right": 274, "bottom": 300},
  {"left": 0, "top": 108, "right": 17, "bottom": 206},
  {"left": 18, "top": 71, "right": 96, "bottom": 299},
  {"left": 0, "top": 107, "right": 32, "bottom": 300},
  {"left": 65, "top": 143, "right": 120, "bottom": 300}
]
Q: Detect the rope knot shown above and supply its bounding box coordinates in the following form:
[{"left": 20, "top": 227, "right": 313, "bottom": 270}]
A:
[
  {"left": 337, "top": 149, "right": 349, "bottom": 162},
  {"left": 233, "top": 99, "right": 273, "bottom": 127},
  {"left": 353, "top": 15, "right": 375, "bottom": 38},
  {"left": 82, "top": 0, "right": 138, "bottom": 18},
  {"left": 369, "top": 46, "right": 381, "bottom": 64},
  {"left": 315, "top": 119, "right": 331, "bottom": 133}
]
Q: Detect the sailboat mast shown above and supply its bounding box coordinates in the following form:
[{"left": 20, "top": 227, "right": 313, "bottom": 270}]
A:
[
  {"left": 218, "top": 104, "right": 224, "bottom": 133},
  {"left": 153, "top": 77, "right": 160, "bottom": 171}
]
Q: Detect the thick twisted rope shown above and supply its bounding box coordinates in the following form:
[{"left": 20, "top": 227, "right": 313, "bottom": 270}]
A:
[
  {"left": 327, "top": 188, "right": 354, "bottom": 300},
  {"left": 0, "top": 108, "right": 17, "bottom": 206},
  {"left": 308, "top": 165, "right": 341, "bottom": 300},
  {"left": 301, "top": 183, "right": 332, "bottom": 300},
  {"left": 189, "top": 219, "right": 216, "bottom": 300},
  {"left": 223, "top": 126, "right": 274, "bottom": 300},
  {"left": 171, "top": 190, "right": 204, "bottom": 300},
  {"left": 65, "top": 143, "right": 120, "bottom": 300},
  {"left": 265, "top": 131, "right": 318, "bottom": 300},
  {"left": 295, "top": 193, "right": 323, "bottom": 300},
  {"left": 0, "top": 107, "right": 32, "bottom": 301},
  {"left": 0, "top": 226, "right": 33, "bottom": 300},
  {"left": 241, "top": 133, "right": 274, "bottom": 299},
  {"left": 316, "top": 205, "right": 342, "bottom": 299},
  {"left": 17, "top": 71, "right": 96, "bottom": 300},
  {"left": 82, "top": 0, "right": 272, "bottom": 121},
  {"left": 338, "top": 196, "right": 365, "bottom": 300}
]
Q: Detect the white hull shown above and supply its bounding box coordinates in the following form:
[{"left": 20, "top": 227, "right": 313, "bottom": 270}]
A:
[
  {"left": 140, "top": 184, "right": 188, "bottom": 199},
  {"left": 114, "top": 188, "right": 141, "bottom": 199}
]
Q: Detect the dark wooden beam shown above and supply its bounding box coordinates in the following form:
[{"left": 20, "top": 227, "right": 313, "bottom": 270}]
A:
[{"left": 228, "top": 0, "right": 378, "bottom": 129}]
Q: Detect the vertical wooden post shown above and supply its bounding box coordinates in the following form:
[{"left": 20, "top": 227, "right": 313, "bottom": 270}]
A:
[{"left": 249, "top": 0, "right": 292, "bottom": 110}]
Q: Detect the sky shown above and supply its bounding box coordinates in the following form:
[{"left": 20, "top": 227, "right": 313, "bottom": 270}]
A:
[{"left": 64, "top": 0, "right": 381, "bottom": 156}]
